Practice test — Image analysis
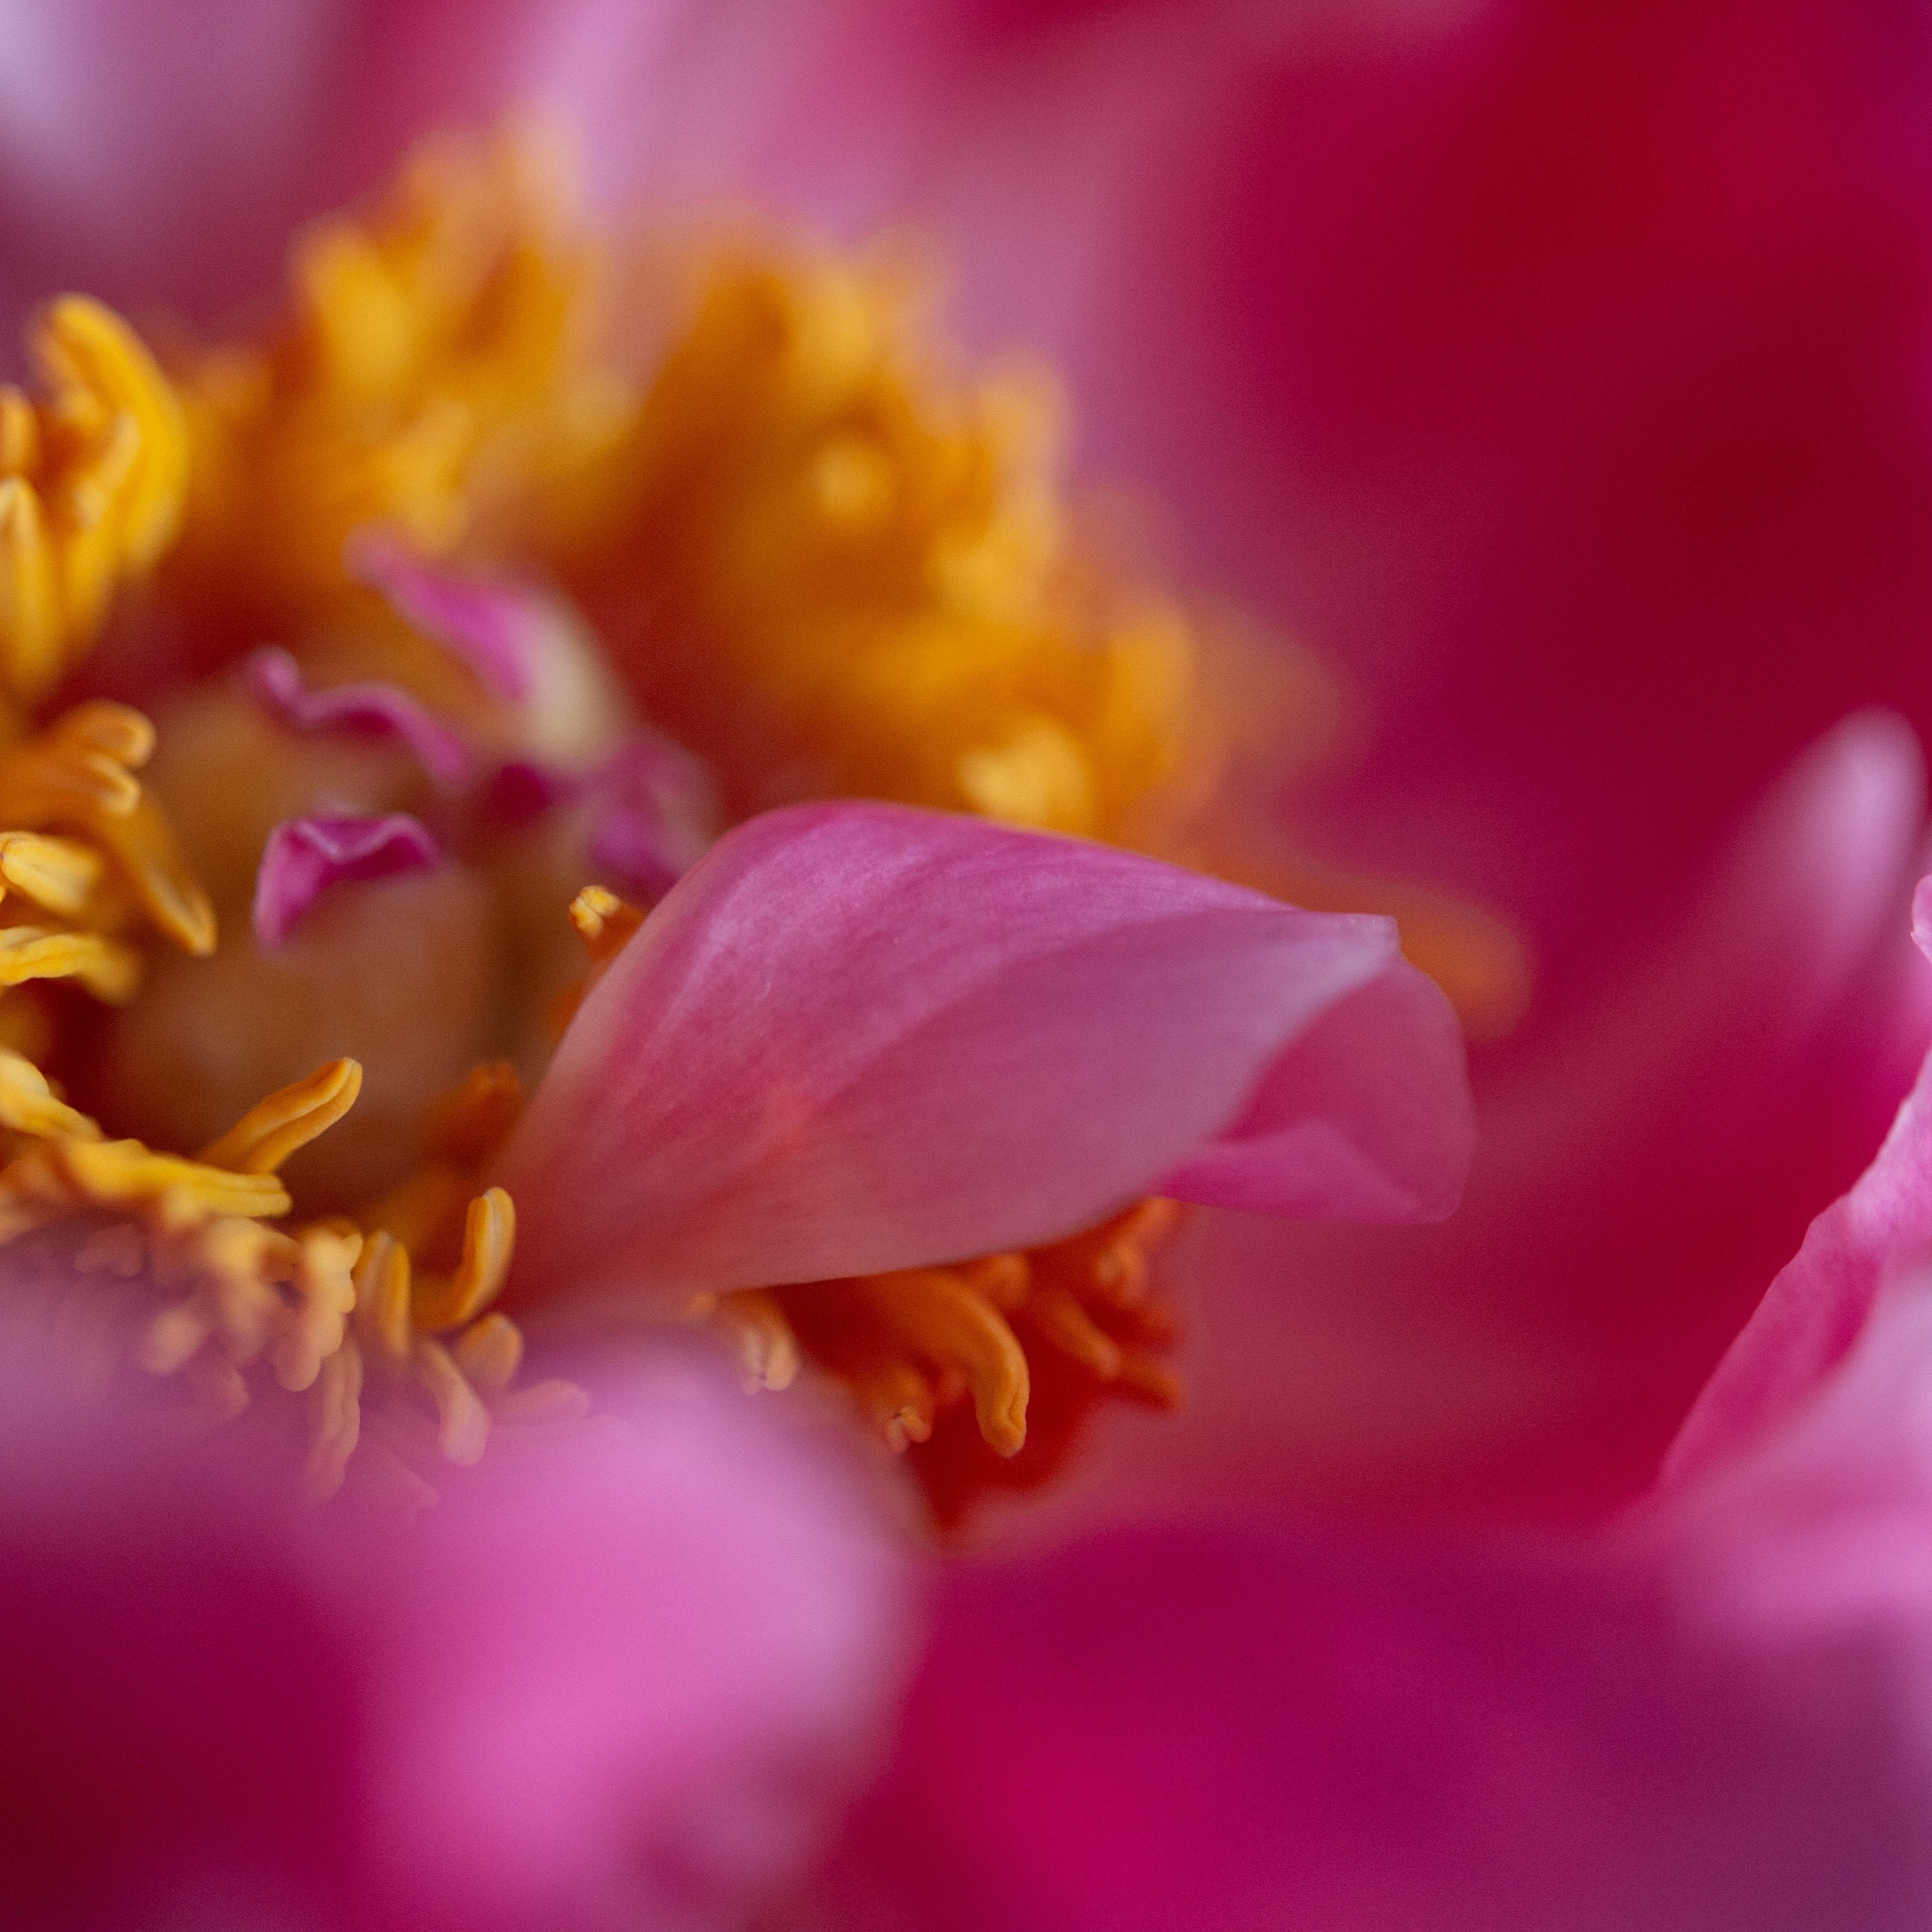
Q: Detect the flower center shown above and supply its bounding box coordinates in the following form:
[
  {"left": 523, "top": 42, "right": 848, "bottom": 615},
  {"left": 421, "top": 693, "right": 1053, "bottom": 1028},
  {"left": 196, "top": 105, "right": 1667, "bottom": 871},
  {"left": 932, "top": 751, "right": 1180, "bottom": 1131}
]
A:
[{"left": 0, "top": 127, "right": 1513, "bottom": 1522}]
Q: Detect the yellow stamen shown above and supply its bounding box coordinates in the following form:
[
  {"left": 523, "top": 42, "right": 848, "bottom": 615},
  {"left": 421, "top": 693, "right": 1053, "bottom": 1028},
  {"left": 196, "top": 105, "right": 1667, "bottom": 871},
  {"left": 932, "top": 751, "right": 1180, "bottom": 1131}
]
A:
[
  {"left": 857, "top": 1267, "right": 1032, "bottom": 1458},
  {"left": 197, "top": 1055, "right": 364, "bottom": 1173},
  {"left": 0, "top": 831, "right": 105, "bottom": 914},
  {"left": 702, "top": 1285, "right": 800, "bottom": 1393},
  {"left": 550, "top": 885, "right": 645, "bottom": 1035},
  {"left": 0, "top": 702, "right": 215, "bottom": 955},
  {"left": 726, "top": 1198, "right": 1183, "bottom": 1528},
  {"left": 0, "top": 1047, "right": 99, "bottom": 1139},
  {"left": 410, "top": 1186, "right": 515, "bottom": 1329},
  {"left": 566, "top": 883, "right": 644, "bottom": 964},
  {"left": 0, "top": 926, "right": 141, "bottom": 1002},
  {"left": 0, "top": 297, "right": 187, "bottom": 704}
]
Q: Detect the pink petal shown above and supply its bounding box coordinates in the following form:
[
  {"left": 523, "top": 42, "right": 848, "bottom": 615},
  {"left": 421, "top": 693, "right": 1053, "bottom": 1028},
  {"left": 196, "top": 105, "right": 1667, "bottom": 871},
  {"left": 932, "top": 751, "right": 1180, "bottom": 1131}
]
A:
[
  {"left": 245, "top": 647, "right": 474, "bottom": 790},
  {"left": 254, "top": 813, "right": 442, "bottom": 948},
  {"left": 358, "top": 1346, "right": 915, "bottom": 1927},
  {"left": 0, "top": 1324, "right": 912, "bottom": 1930},
  {"left": 1075, "top": 711, "right": 1928, "bottom": 1526},
  {"left": 500, "top": 802, "right": 1471, "bottom": 1306},
  {"left": 807, "top": 1514, "right": 1932, "bottom": 1932},
  {"left": 1156, "top": 957, "right": 1471, "bottom": 1222},
  {"left": 349, "top": 532, "right": 541, "bottom": 702},
  {"left": 0, "top": 0, "right": 340, "bottom": 328},
  {"left": 1667, "top": 868, "right": 1932, "bottom": 1487},
  {"left": 583, "top": 733, "right": 720, "bottom": 902},
  {"left": 1655, "top": 1264, "right": 1932, "bottom": 1660}
]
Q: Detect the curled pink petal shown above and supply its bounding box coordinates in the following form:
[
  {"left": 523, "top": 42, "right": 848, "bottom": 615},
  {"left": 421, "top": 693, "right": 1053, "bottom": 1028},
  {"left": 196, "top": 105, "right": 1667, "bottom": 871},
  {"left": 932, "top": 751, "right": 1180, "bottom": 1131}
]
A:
[
  {"left": 254, "top": 813, "right": 442, "bottom": 948},
  {"left": 1157, "top": 959, "right": 1471, "bottom": 1222},
  {"left": 500, "top": 802, "right": 1471, "bottom": 1306},
  {"left": 245, "top": 647, "right": 474, "bottom": 789},
  {"left": 349, "top": 530, "right": 540, "bottom": 701}
]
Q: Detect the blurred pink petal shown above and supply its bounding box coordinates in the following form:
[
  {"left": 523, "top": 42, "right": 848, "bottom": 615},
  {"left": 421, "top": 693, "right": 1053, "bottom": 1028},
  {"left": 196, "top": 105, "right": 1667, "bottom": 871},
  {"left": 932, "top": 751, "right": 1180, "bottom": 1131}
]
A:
[
  {"left": 1058, "top": 711, "right": 1928, "bottom": 1525},
  {"left": 1669, "top": 872, "right": 1932, "bottom": 1483},
  {"left": 0, "top": 0, "right": 343, "bottom": 324},
  {"left": 501, "top": 802, "right": 1472, "bottom": 1304},
  {"left": 810, "top": 1508, "right": 1932, "bottom": 1932},
  {"left": 351, "top": 534, "right": 542, "bottom": 704},
  {"left": 808, "top": 943, "right": 1932, "bottom": 1930},
  {"left": 0, "top": 1329, "right": 911, "bottom": 1930},
  {"left": 0, "top": 0, "right": 791, "bottom": 328},
  {"left": 245, "top": 646, "right": 474, "bottom": 789}
]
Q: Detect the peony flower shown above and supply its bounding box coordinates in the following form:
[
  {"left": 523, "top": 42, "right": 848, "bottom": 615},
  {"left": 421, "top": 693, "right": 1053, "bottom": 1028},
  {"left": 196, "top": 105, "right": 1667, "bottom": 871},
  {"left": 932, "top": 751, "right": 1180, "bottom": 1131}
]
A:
[
  {"left": 801, "top": 871, "right": 1932, "bottom": 1932},
  {"left": 0, "top": 7, "right": 1481, "bottom": 1919},
  {"left": 20, "top": 0, "right": 1902, "bottom": 1520}
]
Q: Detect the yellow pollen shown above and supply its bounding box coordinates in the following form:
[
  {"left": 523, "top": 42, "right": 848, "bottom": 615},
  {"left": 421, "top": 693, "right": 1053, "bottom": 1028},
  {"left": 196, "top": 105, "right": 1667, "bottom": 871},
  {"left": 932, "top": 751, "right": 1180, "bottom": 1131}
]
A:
[
  {"left": 0, "top": 297, "right": 187, "bottom": 705},
  {"left": 173, "top": 128, "right": 620, "bottom": 619},
  {"left": 0, "top": 701, "right": 215, "bottom": 956},
  {"left": 565, "top": 883, "right": 644, "bottom": 964}
]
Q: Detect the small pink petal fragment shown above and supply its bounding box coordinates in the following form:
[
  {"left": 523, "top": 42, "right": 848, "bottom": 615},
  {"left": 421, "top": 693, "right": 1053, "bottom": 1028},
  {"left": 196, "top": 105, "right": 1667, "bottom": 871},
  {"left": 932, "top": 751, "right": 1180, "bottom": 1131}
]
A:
[
  {"left": 349, "top": 530, "right": 540, "bottom": 702},
  {"left": 484, "top": 737, "right": 719, "bottom": 896},
  {"left": 483, "top": 759, "right": 586, "bottom": 830},
  {"left": 244, "top": 647, "right": 473, "bottom": 789},
  {"left": 584, "top": 735, "right": 720, "bottom": 902},
  {"left": 254, "top": 813, "right": 442, "bottom": 947}
]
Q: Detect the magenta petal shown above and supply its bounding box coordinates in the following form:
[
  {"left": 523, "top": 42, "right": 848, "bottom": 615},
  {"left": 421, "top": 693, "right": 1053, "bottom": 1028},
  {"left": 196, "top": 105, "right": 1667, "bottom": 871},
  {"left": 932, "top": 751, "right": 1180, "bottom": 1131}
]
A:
[
  {"left": 0, "top": 1325, "right": 911, "bottom": 1930},
  {"left": 500, "top": 802, "right": 1471, "bottom": 1304},
  {"left": 254, "top": 814, "right": 442, "bottom": 948},
  {"left": 245, "top": 647, "right": 473, "bottom": 789},
  {"left": 809, "top": 1517, "right": 1932, "bottom": 1932},
  {"left": 349, "top": 531, "right": 540, "bottom": 701}
]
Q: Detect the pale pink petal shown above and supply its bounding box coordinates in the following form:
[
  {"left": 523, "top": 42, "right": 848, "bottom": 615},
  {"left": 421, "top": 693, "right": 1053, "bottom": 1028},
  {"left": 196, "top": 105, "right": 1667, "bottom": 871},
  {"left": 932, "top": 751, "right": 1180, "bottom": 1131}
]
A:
[
  {"left": 1656, "top": 1265, "right": 1932, "bottom": 1665},
  {"left": 245, "top": 647, "right": 474, "bottom": 789},
  {"left": 500, "top": 802, "right": 1470, "bottom": 1307},
  {"left": 254, "top": 813, "right": 442, "bottom": 947}
]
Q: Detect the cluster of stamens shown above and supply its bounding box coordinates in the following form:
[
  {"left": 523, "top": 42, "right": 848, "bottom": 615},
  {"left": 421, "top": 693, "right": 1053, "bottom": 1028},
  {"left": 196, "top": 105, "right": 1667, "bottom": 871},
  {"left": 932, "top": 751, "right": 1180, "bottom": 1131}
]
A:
[{"left": 0, "top": 127, "right": 1245, "bottom": 1523}]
